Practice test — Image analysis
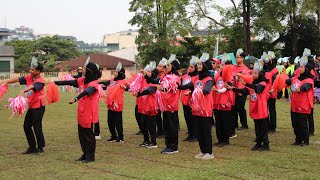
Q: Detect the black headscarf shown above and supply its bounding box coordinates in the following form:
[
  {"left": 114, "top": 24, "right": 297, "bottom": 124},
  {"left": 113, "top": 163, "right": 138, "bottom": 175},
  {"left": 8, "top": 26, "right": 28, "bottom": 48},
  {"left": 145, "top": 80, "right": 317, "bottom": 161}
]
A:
[
  {"left": 114, "top": 68, "right": 126, "bottom": 81},
  {"left": 35, "top": 63, "right": 44, "bottom": 72},
  {"left": 84, "top": 62, "right": 101, "bottom": 84},
  {"left": 298, "top": 68, "right": 314, "bottom": 81},
  {"left": 253, "top": 69, "right": 268, "bottom": 84},
  {"left": 199, "top": 61, "right": 211, "bottom": 80}
]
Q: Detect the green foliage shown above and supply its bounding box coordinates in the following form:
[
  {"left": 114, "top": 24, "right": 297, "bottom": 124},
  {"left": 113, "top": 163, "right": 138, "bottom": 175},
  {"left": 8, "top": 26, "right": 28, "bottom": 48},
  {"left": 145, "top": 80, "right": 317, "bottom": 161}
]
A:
[
  {"left": 281, "top": 16, "right": 320, "bottom": 56},
  {"left": 129, "top": 0, "right": 192, "bottom": 65},
  {"left": 5, "top": 36, "right": 81, "bottom": 72}
]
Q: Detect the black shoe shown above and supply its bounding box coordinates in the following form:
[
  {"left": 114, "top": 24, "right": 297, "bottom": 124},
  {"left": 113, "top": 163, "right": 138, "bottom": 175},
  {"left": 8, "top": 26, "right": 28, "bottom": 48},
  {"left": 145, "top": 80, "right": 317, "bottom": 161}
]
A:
[
  {"left": 238, "top": 126, "right": 248, "bottom": 130},
  {"left": 22, "top": 147, "right": 39, "bottom": 154},
  {"left": 75, "top": 155, "right": 85, "bottom": 161},
  {"left": 38, "top": 148, "right": 44, "bottom": 153},
  {"left": 115, "top": 138, "right": 124, "bottom": 143},
  {"left": 107, "top": 137, "right": 117, "bottom": 142},
  {"left": 251, "top": 144, "right": 261, "bottom": 151},
  {"left": 135, "top": 131, "right": 142, "bottom": 135},
  {"left": 300, "top": 142, "right": 309, "bottom": 146},
  {"left": 161, "top": 147, "right": 178, "bottom": 154},
  {"left": 188, "top": 138, "right": 198, "bottom": 142},
  {"left": 139, "top": 141, "right": 150, "bottom": 147},
  {"left": 257, "top": 145, "right": 270, "bottom": 151},
  {"left": 291, "top": 141, "right": 302, "bottom": 146},
  {"left": 218, "top": 142, "right": 230, "bottom": 147},
  {"left": 268, "top": 129, "right": 276, "bottom": 134},
  {"left": 81, "top": 159, "right": 95, "bottom": 163},
  {"left": 146, "top": 143, "right": 158, "bottom": 148}
]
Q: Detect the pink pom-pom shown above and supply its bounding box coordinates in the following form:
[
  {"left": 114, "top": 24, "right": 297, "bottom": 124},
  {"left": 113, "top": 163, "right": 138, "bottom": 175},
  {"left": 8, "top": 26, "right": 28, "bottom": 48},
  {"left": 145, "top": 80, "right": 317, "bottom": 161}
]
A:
[
  {"left": 97, "top": 84, "right": 105, "bottom": 102},
  {"left": 6, "top": 95, "right": 28, "bottom": 119},
  {"left": 160, "top": 75, "right": 180, "bottom": 93},
  {"left": 0, "top": 84, "right": 8, "bottom": 100},
  {"left": 129, "top": 73, "right": 143, "bottom": 93},
  {"left": 191, "top": 87, "right": 205, "bottom": 112},
  {"left": 156, "top": 90, "right": 164, "bottom": 112}
]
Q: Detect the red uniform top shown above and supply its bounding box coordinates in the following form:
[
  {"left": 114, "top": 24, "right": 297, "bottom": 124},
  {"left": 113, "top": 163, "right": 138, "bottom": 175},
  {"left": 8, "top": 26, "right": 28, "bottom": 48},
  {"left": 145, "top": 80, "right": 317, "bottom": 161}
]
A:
[
  {"left": 248, "top": 81, "right": 269, "bottom": 120},
  {"left": 180, "top": 73, "right": 197, "bottom": 106},
  {"left": 139, "top": 82, "right": 159, "bottom": 116},
  {"left": 233, "top": 64, "right": 250, "bottom": 95},
  {"left": 215, "top": 75, "right": 235, "bottom": 111},
  {"left": 161, "top": 74, "right": 180, "bottom": 112},
  {"left": 24, "top": 75, "right": 45, "bottom": 109},
  {"left": 77, "top": 77, "right": 99, "bottom": 128},
  {"left": 191, "top": 76, "right": 213, "bottom": 117},
  {"left": 106, "top": 79, "right": 126, "bottom": 112},
  {"left": 290, "top": 78, "right": 314, "bottom": 114}
]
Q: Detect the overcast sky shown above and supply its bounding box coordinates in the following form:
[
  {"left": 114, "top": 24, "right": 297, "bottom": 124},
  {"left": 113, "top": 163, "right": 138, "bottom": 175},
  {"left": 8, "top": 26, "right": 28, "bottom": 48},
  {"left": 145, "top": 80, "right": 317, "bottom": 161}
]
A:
[{"left": 0, "top": 0, "right": 240, "bottom": 43}]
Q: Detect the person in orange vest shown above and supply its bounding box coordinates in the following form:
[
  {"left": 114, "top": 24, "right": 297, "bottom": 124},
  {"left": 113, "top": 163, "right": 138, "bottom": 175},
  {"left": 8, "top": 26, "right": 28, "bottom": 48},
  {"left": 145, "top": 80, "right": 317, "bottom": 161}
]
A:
[
  {"left": 232, "top": 49, "right": 250, "bottom": 132},
  {"left": 99, "top": 62, "right": 127, "bottom": 143},
  {"left": 213, "top": 54, "right": 235, "bottom": 147},
  {"left": 239, "top": 61, "right": 270, "bottom": 151},
  {"left": 286, "top": 54, "right": 315, "bottom": 146},
  {"left": 158, "top": 55, "right": 181, "bottom": 154},
  {"left": 178, "top": 56, "right": 199, "bottom": 142},
  {"left": 261, "top": 51, "right": 280, "bottom": 133},
  {"left": 192, "top": 53, "right": 214, "bottom": 159},
  {"left": 135, "top": 62, "right": 159, "bottom": 148},
  {"left": 55, "top": 59, "right": 101, "bottom": 162},
  {"left": 2, "top": 57, "right": 46, "bottom": 154}
]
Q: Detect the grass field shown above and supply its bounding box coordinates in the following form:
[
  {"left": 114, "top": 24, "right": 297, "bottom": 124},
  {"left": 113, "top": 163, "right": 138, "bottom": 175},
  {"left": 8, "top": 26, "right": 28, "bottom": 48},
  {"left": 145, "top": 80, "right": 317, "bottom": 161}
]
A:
[{"left": 0, "top": 86, "right": 319, "bottom": 180}]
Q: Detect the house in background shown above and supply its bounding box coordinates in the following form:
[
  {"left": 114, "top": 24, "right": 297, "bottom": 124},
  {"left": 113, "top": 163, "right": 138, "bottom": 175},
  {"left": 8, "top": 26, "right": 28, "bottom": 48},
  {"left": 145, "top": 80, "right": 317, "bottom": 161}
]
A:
[
  {"left": 57, "top": 53, "right": 136, "bottom": 79},
  {"left": 103, "top": 29, "right": 138, "bottom": 54},
  {"left": 0, "top": 46, "right": 15, "bottom": 74}
]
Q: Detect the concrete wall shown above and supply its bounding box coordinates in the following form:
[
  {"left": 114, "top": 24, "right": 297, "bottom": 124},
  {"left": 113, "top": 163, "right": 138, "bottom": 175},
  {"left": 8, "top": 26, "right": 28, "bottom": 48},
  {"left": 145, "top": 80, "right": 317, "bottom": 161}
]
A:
[{"left": 0, "top": 56, "right": 14, "bottom": 73}]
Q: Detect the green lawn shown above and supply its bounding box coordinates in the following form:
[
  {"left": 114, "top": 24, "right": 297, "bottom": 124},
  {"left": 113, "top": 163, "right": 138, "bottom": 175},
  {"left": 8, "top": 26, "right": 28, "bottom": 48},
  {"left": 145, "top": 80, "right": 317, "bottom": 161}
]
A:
[{"left": 0, "top": 86, "right": 319, "bottom": 179}]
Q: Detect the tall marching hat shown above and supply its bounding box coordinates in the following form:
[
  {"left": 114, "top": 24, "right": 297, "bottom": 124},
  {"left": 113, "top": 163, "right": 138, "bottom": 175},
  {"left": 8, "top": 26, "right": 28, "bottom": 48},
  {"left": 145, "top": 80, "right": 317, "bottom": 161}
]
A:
[
  {"left": 158, "top": 57, "right": 169, "bottom": 67},
  {"left": 221, "top": 53, "right": 232, "bottom": 65},
  {"left": 200, "top": 53, "right": 212, "bottom": 70},
  {"left": 168, "top": 54, "right": 181, "bottom": 70},
  {"left": 31, "top": 57, "right": 43, "bottom": 71},
  {"left": 189, "top": 56, "right": 199, "bottom": 66},
  {"left": 261, "top": 52, "right": 270, "bottom": 63},
  {"left": 236, "top": 48, "right": 244, "bottom": 57},
  {"left": 253, "top": 61, "right": 265, "bottom": 75}
]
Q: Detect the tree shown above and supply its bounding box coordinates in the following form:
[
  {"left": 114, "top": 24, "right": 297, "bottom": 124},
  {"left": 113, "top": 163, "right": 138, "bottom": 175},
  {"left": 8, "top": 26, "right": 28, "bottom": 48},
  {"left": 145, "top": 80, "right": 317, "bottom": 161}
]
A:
[
  {"left": 5, "top": 37, "right": 81, "bottom": 72},
  {"left": 129, "top": 0, "right": 192, "bottom": 65},
  {"left": 280, "top": 16, "right": 320, "bottom": 56}
]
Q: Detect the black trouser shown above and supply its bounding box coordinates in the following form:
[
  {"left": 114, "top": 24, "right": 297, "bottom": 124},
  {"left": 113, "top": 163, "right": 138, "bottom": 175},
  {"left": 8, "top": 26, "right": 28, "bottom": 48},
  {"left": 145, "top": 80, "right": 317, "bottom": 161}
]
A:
[
  {"left": 307, "top": 108, "right": 314, "bottom": 134},
  {"left": 291, "top": 111, "right": 309, "bottom": 143},
  {"left": 163, "top": 111, "right": 179, "bottom": 150},
  {"left": 230, "top": 107, "right": 236, "bottom": 135},
  {"left": 268, "top": 98, "right": 277, "bottom": 131},
  {"left": 24, "top": 106, "right": 46, "bottom": 149},
  {"left": 156, "top": 110, "right": 164, "bottom": 135},
  {"left": 194, "top": 116, "right": 212, "bottom": 154},
  {"left": 107, "top": 110, "right": 124, "bottom": 140},
  {"left": 214, "top": 110, "right": 232, "bottom": 143},
  {"left": 141, "top": 114, "right": 157, "bottom": 144},
  {"left": 183, "top": 105, "right": 197, "bottom": 138},
  {"left": 285, "top": 88, "right": 289, "bottom": 99},
  {"left": 135, "top": 105, "right": 143, "bottom": 132},
  {"left": 78, "top": 124, "right": 95, "bottom": 161},
  {"left": 93, "top": 122, "right": 100, "bottom": 136},
  {"left": 254, "top": 118, "right": 269, "bottom": 145},
  {"left": 277, "top": 90, "right": 283, "bottom": 99},
  {"left": 233, "top": 94, "right": 248, "bottom": 128}
]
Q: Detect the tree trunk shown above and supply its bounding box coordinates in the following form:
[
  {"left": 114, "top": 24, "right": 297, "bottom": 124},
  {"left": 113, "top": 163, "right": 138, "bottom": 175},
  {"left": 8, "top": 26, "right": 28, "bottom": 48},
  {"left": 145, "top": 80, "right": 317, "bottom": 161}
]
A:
[
  {"left": 292, "top": 0, "right": 297, "bottom": 56},
  {"left": 317, "top": 0, "right": 320, "bottom": 54},
  {"left": 243, "top": 0, "right": 248, "bottom": 52},
  {"left": 246, "top": 0, "right": 251, "bottom": 54},
  {"left": 242, "top": 0, "right": 251, "bottom": 54}
]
